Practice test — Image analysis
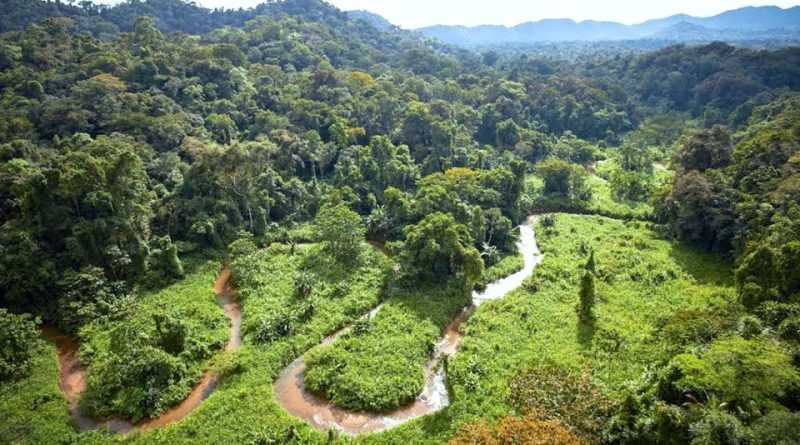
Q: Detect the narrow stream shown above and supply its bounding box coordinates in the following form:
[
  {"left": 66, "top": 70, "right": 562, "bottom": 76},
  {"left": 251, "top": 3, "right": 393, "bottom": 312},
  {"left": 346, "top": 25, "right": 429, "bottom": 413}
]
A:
[
  {"left": 41, "top": 266, "right": 241, "bottom": 433},
  {"left": 273, "top": 216, "right": 543, "bottom": 435}
]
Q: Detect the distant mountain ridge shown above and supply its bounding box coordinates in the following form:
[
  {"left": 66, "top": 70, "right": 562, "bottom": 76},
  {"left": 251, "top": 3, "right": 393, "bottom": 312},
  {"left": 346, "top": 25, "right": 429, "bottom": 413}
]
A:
[{"left": 416, "top": 6, "right": 800, "bottom": 46}]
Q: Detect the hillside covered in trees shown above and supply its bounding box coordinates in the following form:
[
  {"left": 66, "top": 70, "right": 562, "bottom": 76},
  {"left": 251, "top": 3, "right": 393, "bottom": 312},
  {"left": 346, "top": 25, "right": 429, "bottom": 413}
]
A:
[{"left": 0, "top": 1, "right": 799, "bottom": 444}]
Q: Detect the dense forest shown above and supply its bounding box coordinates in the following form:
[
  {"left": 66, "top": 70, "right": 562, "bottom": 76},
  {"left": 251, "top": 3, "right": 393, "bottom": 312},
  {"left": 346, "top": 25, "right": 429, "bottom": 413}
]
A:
[{"left": 0, "top": 1, "right": 799, "bottom": 444}]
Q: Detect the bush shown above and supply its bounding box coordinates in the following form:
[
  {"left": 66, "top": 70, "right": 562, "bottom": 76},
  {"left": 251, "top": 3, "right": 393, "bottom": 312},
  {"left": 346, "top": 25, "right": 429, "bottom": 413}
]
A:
[
  {"left": 57, "top": 266, "right": 129, "bottom": 334},
  {"left": 737, "top": 315, "right": 763, "bottom": 339},
  {"left": 0, "top": 309, "right": 39, "bottom": 380},
  {"left": 688, "top": 408, "right": 751, "bottom": 445},
  {"left": 658, "top": 306, "right": 737, "bottom": 351},
  {"left": 249, "top": 311, "right": 296, "bottom": 344},
  {"left": 778, "top": 317, "right": 800, "bottom": 343},
  {"left": 510, "top": 365, "right": 615, "bottom": 440},
  {"left": 292, "top": 270, "right": 315, "bottom": 299},
  {"left": 751, "top": 411, "right": 800, "bottom": 445},
  {"left": 541, "top": 213, "right": 556, "bottom": 227},
  {"left": 665, "top": 337, "right": 800, "bottom": 411},
  {"left": 449, "top": 413, "right": 587, "bottom": 445},
  {"left": 756, "top": 302, "right": 800, "bottom": 328}
]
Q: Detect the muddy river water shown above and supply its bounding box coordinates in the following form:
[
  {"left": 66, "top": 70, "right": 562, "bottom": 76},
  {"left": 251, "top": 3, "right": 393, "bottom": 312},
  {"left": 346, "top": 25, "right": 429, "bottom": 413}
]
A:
[{"left": 273, "top": 216, "right": 543, "bottom": 435}]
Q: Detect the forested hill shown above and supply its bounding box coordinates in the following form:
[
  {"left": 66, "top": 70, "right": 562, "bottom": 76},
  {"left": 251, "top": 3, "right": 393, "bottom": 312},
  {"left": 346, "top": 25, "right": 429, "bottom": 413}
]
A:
[
  {"left": 0, "top": 0, "right": 351, "bottom": 35},
  {"left": 0, "top": 0, "right": 428, "bottom": 49},
  {"left": 0, "top": 0, "right": 798, "bottom": 317},
  {"left": 419, "top": 5, "right": 800, "bottom": 46}
]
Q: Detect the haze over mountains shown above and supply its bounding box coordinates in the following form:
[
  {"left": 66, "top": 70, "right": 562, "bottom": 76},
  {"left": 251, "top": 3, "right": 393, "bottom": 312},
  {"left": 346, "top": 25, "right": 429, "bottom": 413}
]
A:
[{"left": 414, "top": 6, "right": 800, "bottom": 46}]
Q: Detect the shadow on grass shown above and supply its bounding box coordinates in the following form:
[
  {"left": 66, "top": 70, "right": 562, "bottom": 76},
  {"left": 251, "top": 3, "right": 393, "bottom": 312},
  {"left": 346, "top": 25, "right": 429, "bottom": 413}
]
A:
[
  {"left": 667, "top": 243, "right": 733, "bottom": 286},
  {"left": 577, "top": 318, "right": 596, "bottom": 348},
  {"left": 392, "top": 284, "right": 472, "bottom": 333}
]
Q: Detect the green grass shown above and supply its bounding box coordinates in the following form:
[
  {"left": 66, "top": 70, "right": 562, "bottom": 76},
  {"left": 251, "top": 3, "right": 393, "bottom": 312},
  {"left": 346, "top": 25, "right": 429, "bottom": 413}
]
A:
[
  {"left": 14, "top": 216, "right": 737, "bottom": 445},
  {"left": 446, "top": 214, "right": 734, "bottom": 417},
  {"left": 584, "top": 175, "right": 653, "bottom": 220},
  {"left": 74, "top": 242, "right": 390, "bottom": 445},
  {"left": 524, "top": 161, "right": 672, "bottom": 221},
  {"left": 357, "top": 213, "right": 735, "bottom": 444},
  {"left": 477, "top": 249, "right": 524, "bottom": 290},
  {"left": 234, "top": 243, "right": 390, "bottom": 346},
  {"left": 78, "top": 260, "right": 230, "bottom": 421},
  {"left": 304, "top": 287, "right": 469, "bottom": 412},
  {"left": 0, "top": 341, "right": 76, "bottom": 444}
]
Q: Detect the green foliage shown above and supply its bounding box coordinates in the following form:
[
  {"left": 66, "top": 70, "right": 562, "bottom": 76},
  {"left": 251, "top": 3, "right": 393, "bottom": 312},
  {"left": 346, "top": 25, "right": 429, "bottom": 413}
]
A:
[
  {"left": 305, "top": 288, "right": 469, "bottom": 411},
  {"left": 232, "top": 242, "right": 388, "bottom": 346},
  {"left": 509, "top": 364, "right": 615, "bottom": 441},
  {"left": 442, "top": 214, "right": 736, "bottom": 445},
  {"left": 778, "top": 317, "right": 800, "bottom": 343},
  {"left": 478, "top": 249, "right": 524, "bottom": 290},
  {"left": 0, "top": 1, "right": 798, "bottom": 443},
  {"left": 0, "top": 309, "right": 39, "bottom": 380},
  {"left": 537, "top": 158, "right": 591, "bottom": 202},
  {"left": 250, "top": 310, "right": 297, "bottom": 344},
  {"left": 751, "top": 411, "right": 800, "bottom": 445},
  {"left": 78, "top": 261, "right": 229, "bottom": 421},
  {"left": 675, "top": 126, "right": 733, "bottom": 173},
  {"left": 736, "top": 315, "right": 763, "bottom": 339},
  {"left": 666, "top": 337, "right": 800, "bottom": 410},
  {"left": 0, "top": 336, "right": 75, "bottom": 444},
  {"left": 57, "top": 266, "right": 129, "bottom": 334},
  {"left": 293, "top": 270, "right": 316, "bottom": 299},
  {"left": 400, "top": 212, "right": 484, "bottom": 285},
  {"left": 314, "top": 203, "right": 365, "bottom": 261},
  {"left": 688, "top": 408, "right": 751, "bottom": 445},
  {"left": 577, "top": 272, "right": 596, "bottom": 324}
]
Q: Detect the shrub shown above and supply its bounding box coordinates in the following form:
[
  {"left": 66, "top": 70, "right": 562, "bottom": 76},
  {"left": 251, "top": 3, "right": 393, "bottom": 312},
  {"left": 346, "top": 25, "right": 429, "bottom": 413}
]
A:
[
  {"left": 778, "top": 317, "right": 800, "bottom": 343},
  {"left": 756, "top": 302, "right": 800, "bottom": 328},
  {"left": 688, "top": 408, "right": 751, "bottom": 445},
  {"left": 737, "top": 315, "right": 763, "bottom": 339},
  {"left": 751, "top": 411, "right": 800, "bottom": 445},
  {"left": 0, "top": 309, "right": 39, "bottom": 380},
  {"left": 658, "top": 307, "right": 736, "bottom": 350},
  {"left": 292, "top": 270, "right": 315, "bottom": 299},
  {"left": 57, "top": 266, "right": 129, "bottom": 334},
  {"left": 509, "top": 365, "right": 615, "bottom": 440},
  {"left": 249, "top": 311, "right": 296, "bottom": 344},
  {"left": 449, "top": 413, "right": 587, "bottom": 445},
  {"left": 665, "top": 337, "right": 800, "bottom": 411}
]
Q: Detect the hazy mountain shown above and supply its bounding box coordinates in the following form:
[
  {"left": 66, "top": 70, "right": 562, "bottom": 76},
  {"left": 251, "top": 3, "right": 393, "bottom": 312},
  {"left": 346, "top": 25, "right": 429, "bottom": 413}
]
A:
[{"left": 418, "top": 6, "right": 800, "bottom": 46}]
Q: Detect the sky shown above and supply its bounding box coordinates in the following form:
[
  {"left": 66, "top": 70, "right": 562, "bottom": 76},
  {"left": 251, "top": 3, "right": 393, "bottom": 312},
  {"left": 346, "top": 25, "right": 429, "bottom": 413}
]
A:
[{"left": 98, "top": 1, "right": 800, "bottom": 29}]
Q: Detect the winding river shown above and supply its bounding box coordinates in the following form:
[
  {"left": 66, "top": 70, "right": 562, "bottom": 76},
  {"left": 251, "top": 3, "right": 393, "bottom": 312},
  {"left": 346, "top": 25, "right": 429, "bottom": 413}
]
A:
[
  {"left": 273, "top": 216, "right": 544, "bottom": 435},
  {"left": 42, "top": 266, "right": 241, "bottom": 433}
]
